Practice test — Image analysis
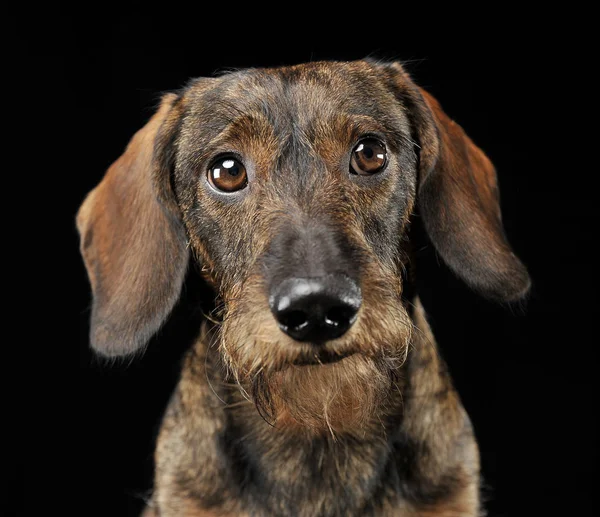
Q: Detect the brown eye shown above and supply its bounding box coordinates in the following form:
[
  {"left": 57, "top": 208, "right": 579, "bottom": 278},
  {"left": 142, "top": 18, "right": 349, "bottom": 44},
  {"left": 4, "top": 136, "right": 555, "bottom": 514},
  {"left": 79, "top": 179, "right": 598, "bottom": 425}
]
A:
[
  {"left": 350, "top": 138, "right": 387, "bottom": 175},
  {"left": 208, "top": 156, "right": 248, "bottom": 192}
]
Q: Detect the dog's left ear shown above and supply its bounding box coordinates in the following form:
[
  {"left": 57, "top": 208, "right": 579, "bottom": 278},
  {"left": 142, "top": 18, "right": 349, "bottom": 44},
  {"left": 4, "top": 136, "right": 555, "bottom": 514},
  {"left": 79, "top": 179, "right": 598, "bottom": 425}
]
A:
[{"left": 380, "top": 62, "right": 530, "bottom": 302}]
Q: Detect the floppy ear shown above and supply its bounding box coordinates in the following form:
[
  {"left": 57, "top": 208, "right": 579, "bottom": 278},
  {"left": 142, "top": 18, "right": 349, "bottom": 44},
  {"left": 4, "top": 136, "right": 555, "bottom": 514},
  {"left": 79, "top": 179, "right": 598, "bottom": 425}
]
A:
[
  {"left": 382, "top": 62, "right": 530, "bottom": 302},
  {"left": 77, "top": 94, "right": 188, "bottom": 356}
]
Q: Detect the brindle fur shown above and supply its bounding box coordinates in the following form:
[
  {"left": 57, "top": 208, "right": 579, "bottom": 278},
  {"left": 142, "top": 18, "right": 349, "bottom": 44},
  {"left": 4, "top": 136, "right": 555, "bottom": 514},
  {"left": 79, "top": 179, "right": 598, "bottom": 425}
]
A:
[{"left": 77, "top": 60, "right": 530, "bottom": 516}]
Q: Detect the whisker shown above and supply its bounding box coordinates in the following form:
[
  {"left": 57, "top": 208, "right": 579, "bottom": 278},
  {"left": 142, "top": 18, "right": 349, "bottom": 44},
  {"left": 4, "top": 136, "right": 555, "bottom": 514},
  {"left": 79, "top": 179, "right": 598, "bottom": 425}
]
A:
[{"left": 204, "top": 336, "right": 227, "bottom": 406}]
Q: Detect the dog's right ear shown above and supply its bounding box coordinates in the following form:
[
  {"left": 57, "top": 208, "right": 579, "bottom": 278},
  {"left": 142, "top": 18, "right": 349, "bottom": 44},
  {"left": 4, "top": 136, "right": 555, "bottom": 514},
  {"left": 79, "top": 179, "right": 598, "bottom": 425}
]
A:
[{"left": 77, "top": 94, "right": 188, "bottom": 357}]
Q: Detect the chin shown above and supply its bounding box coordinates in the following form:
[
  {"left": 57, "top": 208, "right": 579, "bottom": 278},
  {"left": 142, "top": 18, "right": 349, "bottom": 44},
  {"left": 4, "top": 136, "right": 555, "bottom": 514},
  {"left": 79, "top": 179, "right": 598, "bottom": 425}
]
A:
[{"left": 246, "top": 352, "right": 402, "bottom": 438}]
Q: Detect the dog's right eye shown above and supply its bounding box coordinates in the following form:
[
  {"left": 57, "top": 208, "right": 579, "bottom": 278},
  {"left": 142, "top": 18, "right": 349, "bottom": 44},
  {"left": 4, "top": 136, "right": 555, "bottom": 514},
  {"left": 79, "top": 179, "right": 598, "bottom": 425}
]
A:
[{"left": 208, "top": 156, "right": 248, "bottom": 192}]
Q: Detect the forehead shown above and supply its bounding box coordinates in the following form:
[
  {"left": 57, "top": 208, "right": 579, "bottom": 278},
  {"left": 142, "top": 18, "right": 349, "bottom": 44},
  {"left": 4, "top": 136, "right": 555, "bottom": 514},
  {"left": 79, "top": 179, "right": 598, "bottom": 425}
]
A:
[{"left": 179, "top": 61, "right": 410, "bottom": 151}]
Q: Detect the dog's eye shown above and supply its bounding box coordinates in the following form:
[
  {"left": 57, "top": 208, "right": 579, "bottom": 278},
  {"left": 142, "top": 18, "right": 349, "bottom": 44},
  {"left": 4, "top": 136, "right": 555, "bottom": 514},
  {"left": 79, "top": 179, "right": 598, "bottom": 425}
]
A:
[
  {"left": 350, "top": 139, "right": 387, "bottom": 175},
  {"left": 208, "top": 157, "right": 248, "bottom": 192}
]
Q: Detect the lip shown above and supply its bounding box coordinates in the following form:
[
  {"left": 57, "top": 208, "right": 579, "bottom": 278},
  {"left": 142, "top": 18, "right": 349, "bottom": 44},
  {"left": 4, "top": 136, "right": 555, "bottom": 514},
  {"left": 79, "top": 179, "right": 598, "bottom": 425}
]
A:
[{"left": 292, "top": 349, "right": 356, "bottom": 366}]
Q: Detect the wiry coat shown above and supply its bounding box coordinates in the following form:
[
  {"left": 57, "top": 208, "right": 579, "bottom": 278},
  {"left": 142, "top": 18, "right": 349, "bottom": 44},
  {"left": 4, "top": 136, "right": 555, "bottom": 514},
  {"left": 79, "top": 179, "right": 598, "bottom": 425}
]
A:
[{"left": 77, "top": 60, "right": 530, "bottom": 516}]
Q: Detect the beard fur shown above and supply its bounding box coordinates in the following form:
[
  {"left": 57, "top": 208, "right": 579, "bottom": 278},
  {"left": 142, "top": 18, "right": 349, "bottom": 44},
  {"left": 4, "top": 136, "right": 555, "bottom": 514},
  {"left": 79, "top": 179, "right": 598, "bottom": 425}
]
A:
[{"left": 248, "top": 353, "right": 403, "bottom": 438}]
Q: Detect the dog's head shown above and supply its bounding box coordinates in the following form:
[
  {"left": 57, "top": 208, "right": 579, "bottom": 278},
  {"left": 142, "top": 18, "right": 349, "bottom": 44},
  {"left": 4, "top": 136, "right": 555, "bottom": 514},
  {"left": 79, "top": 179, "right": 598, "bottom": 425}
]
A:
[{"left": 78, "top": 60, "right": 529, "bottom": 433}]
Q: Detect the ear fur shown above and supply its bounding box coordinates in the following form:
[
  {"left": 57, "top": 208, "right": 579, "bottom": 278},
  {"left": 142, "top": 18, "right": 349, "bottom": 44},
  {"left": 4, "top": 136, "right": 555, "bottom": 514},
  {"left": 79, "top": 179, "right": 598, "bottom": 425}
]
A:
[
  {"left": 77, "top": 94, "right": 188, "bottom": 356},
  {"left": 381, "top": 61, "right": 530, "bottom": 302}
]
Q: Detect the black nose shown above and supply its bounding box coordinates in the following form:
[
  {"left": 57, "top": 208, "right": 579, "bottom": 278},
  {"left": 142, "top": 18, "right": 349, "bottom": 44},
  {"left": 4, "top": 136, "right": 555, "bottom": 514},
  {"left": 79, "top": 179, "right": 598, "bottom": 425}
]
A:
[{"left": 269, "top": 275, "right": 362, "bottom": 343}]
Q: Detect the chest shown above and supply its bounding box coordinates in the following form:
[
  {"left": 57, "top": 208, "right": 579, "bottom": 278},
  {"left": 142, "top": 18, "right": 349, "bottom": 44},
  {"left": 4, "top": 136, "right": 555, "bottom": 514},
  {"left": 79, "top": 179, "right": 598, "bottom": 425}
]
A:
[{"left": 213, "top": 424, "right": 416, "bottom": 517}]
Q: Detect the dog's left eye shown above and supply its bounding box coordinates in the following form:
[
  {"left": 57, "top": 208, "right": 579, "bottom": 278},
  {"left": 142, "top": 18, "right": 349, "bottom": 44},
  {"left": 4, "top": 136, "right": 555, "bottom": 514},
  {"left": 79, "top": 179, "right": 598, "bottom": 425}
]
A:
[
  {"left": 350, "top": 138, "right": 387, "bottom": 176},
  {"left": 208, "top": 156, "right": 248, "bottom": 192}
]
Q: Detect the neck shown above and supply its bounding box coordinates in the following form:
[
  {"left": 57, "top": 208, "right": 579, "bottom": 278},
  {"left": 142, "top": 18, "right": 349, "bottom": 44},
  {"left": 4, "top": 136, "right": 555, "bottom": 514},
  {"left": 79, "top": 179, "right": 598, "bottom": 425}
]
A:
[{"left": 212, "top": 353, "right": 405, "bottom": 515}]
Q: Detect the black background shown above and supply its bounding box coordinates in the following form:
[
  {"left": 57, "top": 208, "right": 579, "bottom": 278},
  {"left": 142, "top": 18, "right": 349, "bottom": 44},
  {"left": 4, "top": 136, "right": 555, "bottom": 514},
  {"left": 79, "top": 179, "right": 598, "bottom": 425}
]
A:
[{"left": 47, "top": 9, "right": 597, "bottom": 517}]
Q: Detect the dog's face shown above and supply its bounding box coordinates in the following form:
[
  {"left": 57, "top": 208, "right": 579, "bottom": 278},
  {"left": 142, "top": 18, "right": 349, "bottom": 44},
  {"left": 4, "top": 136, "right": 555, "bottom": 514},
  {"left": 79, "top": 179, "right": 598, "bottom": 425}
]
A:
[
  {"left": 174, "top": 63, "right": 418, "bottom": 372},
  {"left": 77, "top": 60, "right": 530, "bottom": 434}
]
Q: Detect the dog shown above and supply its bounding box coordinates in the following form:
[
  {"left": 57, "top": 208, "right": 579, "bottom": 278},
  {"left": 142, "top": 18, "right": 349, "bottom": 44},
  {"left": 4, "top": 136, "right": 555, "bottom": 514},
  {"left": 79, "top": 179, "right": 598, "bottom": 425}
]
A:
[{"left": 77, "top": 59, "right": 530, "bottom": 516}]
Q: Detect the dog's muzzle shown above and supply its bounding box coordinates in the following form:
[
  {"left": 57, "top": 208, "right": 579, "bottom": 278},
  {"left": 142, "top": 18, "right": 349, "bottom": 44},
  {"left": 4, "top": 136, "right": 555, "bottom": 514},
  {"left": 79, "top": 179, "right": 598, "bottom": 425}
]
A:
[{"left": 269, "top": 274, "right": 362, "bottom": 343}]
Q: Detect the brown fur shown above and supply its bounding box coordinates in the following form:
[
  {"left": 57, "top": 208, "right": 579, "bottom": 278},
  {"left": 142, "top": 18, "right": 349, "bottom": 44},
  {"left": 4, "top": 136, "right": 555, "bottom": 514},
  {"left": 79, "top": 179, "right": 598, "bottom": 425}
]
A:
[
  {"left": 76, "top": 94, "right": 188, "bottom": 356},
  {"left": 77, "top": 60, "right": 530, "bottom": 516}
]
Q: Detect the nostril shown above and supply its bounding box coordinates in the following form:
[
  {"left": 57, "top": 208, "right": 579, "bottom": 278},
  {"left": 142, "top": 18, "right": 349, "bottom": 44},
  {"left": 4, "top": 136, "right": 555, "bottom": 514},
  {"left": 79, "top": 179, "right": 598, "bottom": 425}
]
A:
[
  {"left": 324, "top": 306, "right": 356, "bottom": 328},
  {"left": 279, "top": 310, "right": 309, "bottom": 331}
]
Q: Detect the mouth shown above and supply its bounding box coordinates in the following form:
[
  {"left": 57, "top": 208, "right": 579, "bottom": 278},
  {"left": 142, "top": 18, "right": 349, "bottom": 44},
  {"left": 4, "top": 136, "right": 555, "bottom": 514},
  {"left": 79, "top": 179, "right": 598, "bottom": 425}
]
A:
[{"left": 291, "top": 348, "right": 356, "bottom": 366}]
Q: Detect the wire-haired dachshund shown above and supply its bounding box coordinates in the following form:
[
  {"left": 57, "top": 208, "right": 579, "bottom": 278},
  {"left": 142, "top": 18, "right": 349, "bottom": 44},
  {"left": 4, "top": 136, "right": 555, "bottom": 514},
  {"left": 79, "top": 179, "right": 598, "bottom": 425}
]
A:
[{"left": 77, "top": 59, "right": 530, "bottom": 516}]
